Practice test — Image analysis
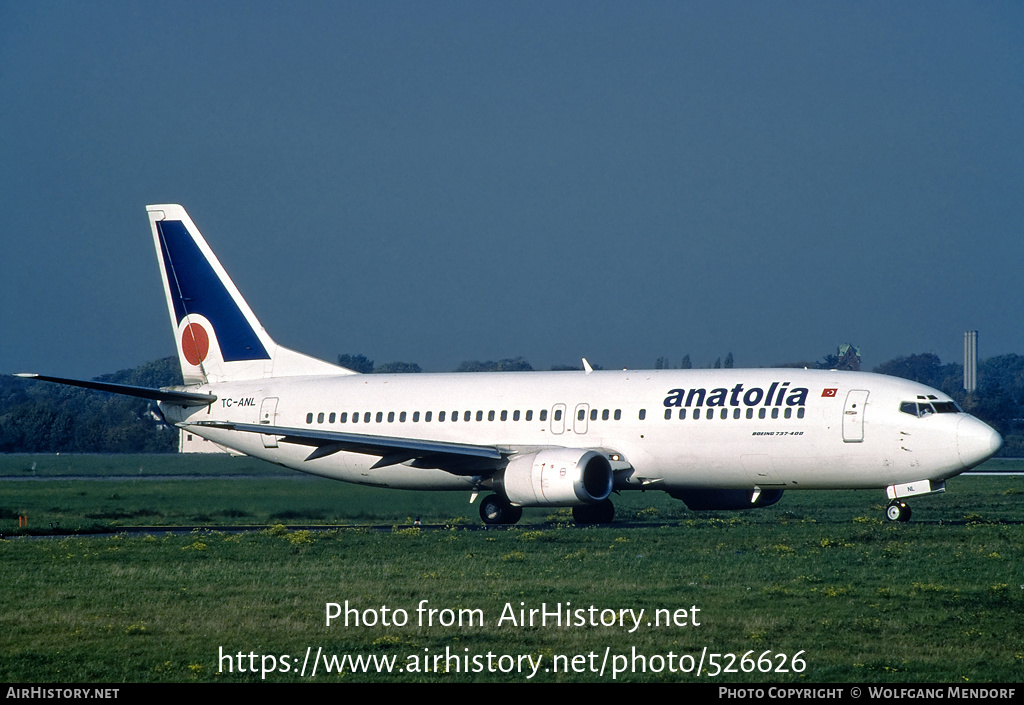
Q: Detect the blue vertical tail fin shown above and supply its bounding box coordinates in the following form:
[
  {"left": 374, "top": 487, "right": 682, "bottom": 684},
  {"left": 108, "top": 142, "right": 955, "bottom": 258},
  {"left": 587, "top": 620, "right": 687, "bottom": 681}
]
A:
[{"left": 147, "top": 205, "right": 352, "bottom": 384}]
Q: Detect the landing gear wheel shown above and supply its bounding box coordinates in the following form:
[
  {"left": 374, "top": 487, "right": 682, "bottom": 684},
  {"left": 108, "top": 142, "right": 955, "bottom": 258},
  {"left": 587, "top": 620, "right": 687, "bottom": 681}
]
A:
[
  {"left": 886, "top": 500, "right": 911, "bottom": 522},
  {"left": 572, "top": 499, "right": 615, "bottom": 525},
  {"left": 480, "top": 495, "right": 522, "bottom": 525}
]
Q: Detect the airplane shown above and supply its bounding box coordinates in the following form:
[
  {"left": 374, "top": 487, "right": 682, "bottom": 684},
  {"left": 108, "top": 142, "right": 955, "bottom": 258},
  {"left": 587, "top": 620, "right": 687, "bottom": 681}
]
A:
[{"left": 17, "top": 204, "right": 1003, "bottom": 525}]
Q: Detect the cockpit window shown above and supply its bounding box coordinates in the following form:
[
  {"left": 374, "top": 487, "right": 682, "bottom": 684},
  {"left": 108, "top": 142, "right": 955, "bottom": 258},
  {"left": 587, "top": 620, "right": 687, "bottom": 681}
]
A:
[{"left": 900, "top": 400, "right": 962, "bottom": 417}]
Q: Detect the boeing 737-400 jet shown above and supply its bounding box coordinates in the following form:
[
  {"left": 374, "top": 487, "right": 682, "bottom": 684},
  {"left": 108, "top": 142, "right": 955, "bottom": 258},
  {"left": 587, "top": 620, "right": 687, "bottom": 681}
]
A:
[{"left": 17, "top": 205, "right": 1003, "bottom": 524}]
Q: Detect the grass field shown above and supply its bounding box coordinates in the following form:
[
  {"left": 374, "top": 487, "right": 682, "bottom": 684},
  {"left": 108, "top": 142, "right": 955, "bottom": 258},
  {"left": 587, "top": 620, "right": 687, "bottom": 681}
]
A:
[{"left": 0, "top": 454, "right": 1021, "bottom": 683}]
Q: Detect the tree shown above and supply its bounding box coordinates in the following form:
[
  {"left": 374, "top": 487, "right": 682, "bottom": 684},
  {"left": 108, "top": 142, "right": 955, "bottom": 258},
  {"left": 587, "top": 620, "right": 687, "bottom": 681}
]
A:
[
  {"left": 551, "top": 362, "right": 604, "bottom": 371},
  {"left": 373, "top": 362, "right": 422, "bottom": 374},
  {"left": 873, "top": 353, "right": 946, "bottom": 388},
  {"left": 819, "top": 353, "right": 840, "bottom": 369},
  {"left": 337, "top": 354, "right": 374, "bottom": 374},
  {"left": 724, "top": 352, "right": 734, "bottom": 369},
  {"left": 0, "top": 359, "right": 180, "bottom": 453},
  {"left": 456, "top": 358, "right": 533, "bottom": 372}
]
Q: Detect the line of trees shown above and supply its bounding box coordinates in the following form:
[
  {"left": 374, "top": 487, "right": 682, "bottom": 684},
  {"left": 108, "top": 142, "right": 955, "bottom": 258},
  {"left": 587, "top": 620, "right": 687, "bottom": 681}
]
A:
[
  {"left": 2, "top": 351, "right": 1022, "bottom": 454},
  {"left": 655, "top": 353, "right": 735, "bottom": 369},
  {"left": 0, "top": 358, "right": 183, "bottom": 453}
]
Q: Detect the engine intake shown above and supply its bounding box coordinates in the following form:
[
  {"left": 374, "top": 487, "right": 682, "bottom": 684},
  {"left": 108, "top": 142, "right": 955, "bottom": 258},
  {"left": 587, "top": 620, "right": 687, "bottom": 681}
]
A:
[{"left": 500, "top": 449, "right": 613, "bottom": 507}]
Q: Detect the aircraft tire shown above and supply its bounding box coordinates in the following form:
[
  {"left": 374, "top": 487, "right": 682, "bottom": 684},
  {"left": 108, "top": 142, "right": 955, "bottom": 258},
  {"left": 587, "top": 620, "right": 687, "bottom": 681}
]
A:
[
  {"left": 885, "top": 500, "right": 911, "bottom": 522},
  {"left": 572, "top": 498, "right": 615, "bottom": 525},
  {"left": 480, "top": 495, "right": 522, "bottom": 525}
]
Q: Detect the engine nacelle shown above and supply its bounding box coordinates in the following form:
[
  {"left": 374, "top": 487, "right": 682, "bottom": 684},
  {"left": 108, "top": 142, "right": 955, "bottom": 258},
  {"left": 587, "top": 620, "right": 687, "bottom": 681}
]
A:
[
  {"left": 670, "top": 489, "right": 785, "bottom": 511},
  {"left": 500, "top": 449, "right": 613, "bottom": 507}
]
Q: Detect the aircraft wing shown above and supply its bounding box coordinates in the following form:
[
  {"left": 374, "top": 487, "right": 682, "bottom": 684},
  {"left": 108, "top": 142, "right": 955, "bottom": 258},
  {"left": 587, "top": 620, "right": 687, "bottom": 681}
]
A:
[{"left": 188, "top": 421, "right": 507, "bottom": 474}]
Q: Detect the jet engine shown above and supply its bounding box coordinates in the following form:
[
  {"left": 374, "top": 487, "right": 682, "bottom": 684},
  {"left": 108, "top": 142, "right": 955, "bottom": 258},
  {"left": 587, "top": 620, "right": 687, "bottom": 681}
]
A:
[
  {"left": 498, "top": 449, "right": 613, "bottom": 507},
  {"left": 669, "top": 488, "right": 784, "bottom": 511}
]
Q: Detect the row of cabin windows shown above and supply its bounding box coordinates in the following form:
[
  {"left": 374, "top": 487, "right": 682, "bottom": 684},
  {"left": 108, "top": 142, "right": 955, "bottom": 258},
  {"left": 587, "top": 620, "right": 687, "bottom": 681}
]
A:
[
  {"left": 304, "top": 406, "right": 805, "bottom": 425},
  {"left": 306, "top": 408, "right": 626, "bottom": 425},
  {"left": 662, "top": 406, "right": 806, "bottom": 421}
]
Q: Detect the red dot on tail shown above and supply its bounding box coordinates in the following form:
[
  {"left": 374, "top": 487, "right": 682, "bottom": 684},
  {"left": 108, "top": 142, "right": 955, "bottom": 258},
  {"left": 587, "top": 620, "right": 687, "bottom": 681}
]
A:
[{"left": 181, "top": 323, "right": 210, "bottom": 366}]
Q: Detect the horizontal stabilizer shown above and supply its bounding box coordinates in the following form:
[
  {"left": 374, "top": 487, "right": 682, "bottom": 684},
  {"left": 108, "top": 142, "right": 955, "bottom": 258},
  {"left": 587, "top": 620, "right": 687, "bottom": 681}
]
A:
[{"left": 13, "top": 374, "right": 217, "bottom": 407}]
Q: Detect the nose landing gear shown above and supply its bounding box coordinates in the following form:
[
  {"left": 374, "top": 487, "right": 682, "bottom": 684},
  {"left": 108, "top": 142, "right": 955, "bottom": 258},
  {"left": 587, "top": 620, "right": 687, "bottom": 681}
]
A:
[{"left": 886, "top": 499, "right": 911, "bottom": 522}]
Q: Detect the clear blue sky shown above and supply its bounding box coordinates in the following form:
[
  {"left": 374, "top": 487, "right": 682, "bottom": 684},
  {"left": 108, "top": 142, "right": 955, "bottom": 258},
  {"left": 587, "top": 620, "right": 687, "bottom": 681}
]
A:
[{"left": 3, "top": 1, "right": 1022, "bottom": 378}]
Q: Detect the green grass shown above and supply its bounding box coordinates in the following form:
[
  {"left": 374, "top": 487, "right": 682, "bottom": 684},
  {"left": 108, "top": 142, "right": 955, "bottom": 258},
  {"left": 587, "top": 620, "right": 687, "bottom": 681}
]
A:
[
  {"left": 1, "top": 523, "right": 1022, "bottom": 683},
  {"left": 0, "top": 454, "right": 1021, "bottom": 682},
  {"left": 2, "top": 454, "right": 1022, "bottom": 533}
]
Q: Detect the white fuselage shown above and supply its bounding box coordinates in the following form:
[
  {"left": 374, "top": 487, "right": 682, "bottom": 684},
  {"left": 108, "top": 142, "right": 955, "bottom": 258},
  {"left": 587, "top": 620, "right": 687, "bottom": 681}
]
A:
[{"left": 163, "top": 367, "right": 998, "bottom": 494}]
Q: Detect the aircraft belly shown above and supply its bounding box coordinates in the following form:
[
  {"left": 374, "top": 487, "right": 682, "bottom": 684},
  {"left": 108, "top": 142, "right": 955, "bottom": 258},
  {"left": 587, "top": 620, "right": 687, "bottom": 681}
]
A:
[{"left": 641, "top": 427, "right": 908, "bottom": 491}]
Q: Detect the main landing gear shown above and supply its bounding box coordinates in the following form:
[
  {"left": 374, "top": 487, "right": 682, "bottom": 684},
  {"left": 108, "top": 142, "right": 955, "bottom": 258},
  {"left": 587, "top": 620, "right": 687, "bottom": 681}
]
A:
[
  {"left": 479, "top": 494, "right": 523, "bottom": 525},
  {"left": 886, "top": 499, "right": 912, "bottom": 522},
  {"left": 572, "top": 498, "right": 615, "bottom": 525},
  {"left": 478, "top": 495, "right": 616, "bottom": 526}
]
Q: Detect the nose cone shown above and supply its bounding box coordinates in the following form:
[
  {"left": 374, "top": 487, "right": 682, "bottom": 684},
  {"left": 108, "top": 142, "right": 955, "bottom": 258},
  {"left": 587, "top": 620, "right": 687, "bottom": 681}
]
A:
[{"left": 957, "top": 416, "right": 1003, "bottom": 469}]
